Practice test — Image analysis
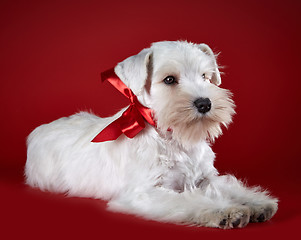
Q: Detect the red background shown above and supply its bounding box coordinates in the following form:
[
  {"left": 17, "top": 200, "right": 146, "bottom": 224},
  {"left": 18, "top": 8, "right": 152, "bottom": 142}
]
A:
[{"left": 1, "top": 0, "right": 300, "bottom": 239}]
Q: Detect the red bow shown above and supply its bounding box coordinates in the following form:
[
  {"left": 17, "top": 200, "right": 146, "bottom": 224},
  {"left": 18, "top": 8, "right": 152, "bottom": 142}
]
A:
[{"left": 91, "top": 68, "right": 156, "bottom": 142}]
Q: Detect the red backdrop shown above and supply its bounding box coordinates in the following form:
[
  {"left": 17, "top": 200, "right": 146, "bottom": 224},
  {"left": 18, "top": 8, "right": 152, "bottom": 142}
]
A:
[{"left": 1, "top": 0, "right": 300, "bottom": 239}]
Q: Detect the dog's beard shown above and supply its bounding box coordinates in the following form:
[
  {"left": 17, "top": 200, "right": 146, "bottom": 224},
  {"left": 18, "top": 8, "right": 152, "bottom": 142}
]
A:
[{"left": 153, "top": 86, "right": 235, "bottom": 147}]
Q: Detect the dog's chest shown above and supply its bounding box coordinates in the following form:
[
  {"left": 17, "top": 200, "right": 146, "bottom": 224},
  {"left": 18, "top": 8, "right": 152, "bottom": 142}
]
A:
[{"left": 155, "top": 139, "right": 211, "bottom": 192}]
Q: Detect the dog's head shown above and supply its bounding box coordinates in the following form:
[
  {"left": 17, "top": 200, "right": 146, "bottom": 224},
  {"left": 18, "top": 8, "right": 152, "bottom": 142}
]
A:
[{"left": 115, "top": 41, "right": 235, "bottom": 146}]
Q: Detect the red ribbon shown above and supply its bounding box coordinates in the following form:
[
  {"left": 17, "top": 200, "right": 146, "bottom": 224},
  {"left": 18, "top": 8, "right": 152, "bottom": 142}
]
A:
[{"left": 91, "top": 68, "right": 156, "bottom": 142}]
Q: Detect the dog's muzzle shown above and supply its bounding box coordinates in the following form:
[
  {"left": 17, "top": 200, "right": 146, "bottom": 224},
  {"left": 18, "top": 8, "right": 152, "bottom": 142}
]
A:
[{"left": 194, "top": 98, "right": 211, "bottom": 114}]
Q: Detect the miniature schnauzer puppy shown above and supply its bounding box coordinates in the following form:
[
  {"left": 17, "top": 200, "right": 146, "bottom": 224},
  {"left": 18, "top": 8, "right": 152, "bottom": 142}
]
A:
[{"left": 25, "top": 41, "right": 278, "bottom": 229}]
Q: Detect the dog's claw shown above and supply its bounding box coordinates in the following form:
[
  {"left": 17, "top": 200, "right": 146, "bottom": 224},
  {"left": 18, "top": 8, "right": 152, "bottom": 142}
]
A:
[
  {"left": 257, "top": 213, "right": 265, "bottom": 222},
  {"left": 232, "top": 219, "right": 241, "bottom": 228},
  {"left": 219, "top": 219, "right": 227, "bottom": 227}
]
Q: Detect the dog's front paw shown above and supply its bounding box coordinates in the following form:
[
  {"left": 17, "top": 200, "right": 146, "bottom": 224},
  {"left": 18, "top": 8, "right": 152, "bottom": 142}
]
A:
[
  {"left": 200, "top": 206, "right": 250, "bottom": 229},
  {"left": 248, "top": 201, "right": 278, "bottom": 223}
]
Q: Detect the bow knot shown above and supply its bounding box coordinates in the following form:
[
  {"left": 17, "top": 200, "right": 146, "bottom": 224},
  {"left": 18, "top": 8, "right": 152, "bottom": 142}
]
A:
[
  {"left": 91, "top": 68, "right": 156, "bottom": 143},
  {"left": 127, "top": 91, "right": 137, "bottom": 105}
]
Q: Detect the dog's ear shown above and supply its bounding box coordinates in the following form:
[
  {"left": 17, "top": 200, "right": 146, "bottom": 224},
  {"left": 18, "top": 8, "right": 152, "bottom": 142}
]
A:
[
  {"left": 198, "top": 44, "right": 221, "bottom": 86},
  {"left": 115, "top": 48, "right": 152, "bottom": 95}
]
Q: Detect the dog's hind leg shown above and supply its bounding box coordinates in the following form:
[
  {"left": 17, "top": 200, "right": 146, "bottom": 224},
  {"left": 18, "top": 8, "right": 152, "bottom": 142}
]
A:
[{"left": 107, "top": 187, "right": 251, "bottom": 229}]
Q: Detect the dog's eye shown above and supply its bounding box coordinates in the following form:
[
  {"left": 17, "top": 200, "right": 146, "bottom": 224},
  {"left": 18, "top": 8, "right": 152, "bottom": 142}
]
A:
[
  {"left": 202, "top": 73, "right": 211, "bottom": 83},
  {"left": 163, "top": 76, "right": 177, "bottom": 85}
]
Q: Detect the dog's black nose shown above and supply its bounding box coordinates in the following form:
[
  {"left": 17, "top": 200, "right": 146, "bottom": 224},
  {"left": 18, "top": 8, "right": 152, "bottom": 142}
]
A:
[{"left": 194, "top": 98, "right": 211, "bottom": 114}]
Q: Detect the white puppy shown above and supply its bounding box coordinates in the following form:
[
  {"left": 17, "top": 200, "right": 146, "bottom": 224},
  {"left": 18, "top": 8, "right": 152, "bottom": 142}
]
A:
[{"left": 25, "top": 41, "right": 278, "bottom": 229}]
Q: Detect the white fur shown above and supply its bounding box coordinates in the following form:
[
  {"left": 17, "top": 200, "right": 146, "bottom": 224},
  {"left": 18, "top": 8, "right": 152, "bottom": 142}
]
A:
[{"left": 25, "top": 41, "right": 278, "bottom": 229}]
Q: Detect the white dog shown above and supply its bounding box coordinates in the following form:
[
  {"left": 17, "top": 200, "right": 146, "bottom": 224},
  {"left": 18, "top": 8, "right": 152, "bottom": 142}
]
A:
[{"left": 25, "top": 41, "right": 278, "bottom": 229}]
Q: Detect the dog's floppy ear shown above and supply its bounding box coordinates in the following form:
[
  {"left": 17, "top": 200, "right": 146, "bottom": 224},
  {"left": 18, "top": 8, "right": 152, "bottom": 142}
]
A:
[
  {"left": 115, "top": 48, "right": 152, "bottom": 95},
  {"left": 198, "top": 44, "right": 221, "bottom": 86}
]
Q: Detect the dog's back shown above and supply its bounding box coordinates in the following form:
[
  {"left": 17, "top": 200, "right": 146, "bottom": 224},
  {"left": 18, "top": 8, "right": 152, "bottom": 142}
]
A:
[{"left": 25, "top": 112, "right": 123, "bottom": 199}]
